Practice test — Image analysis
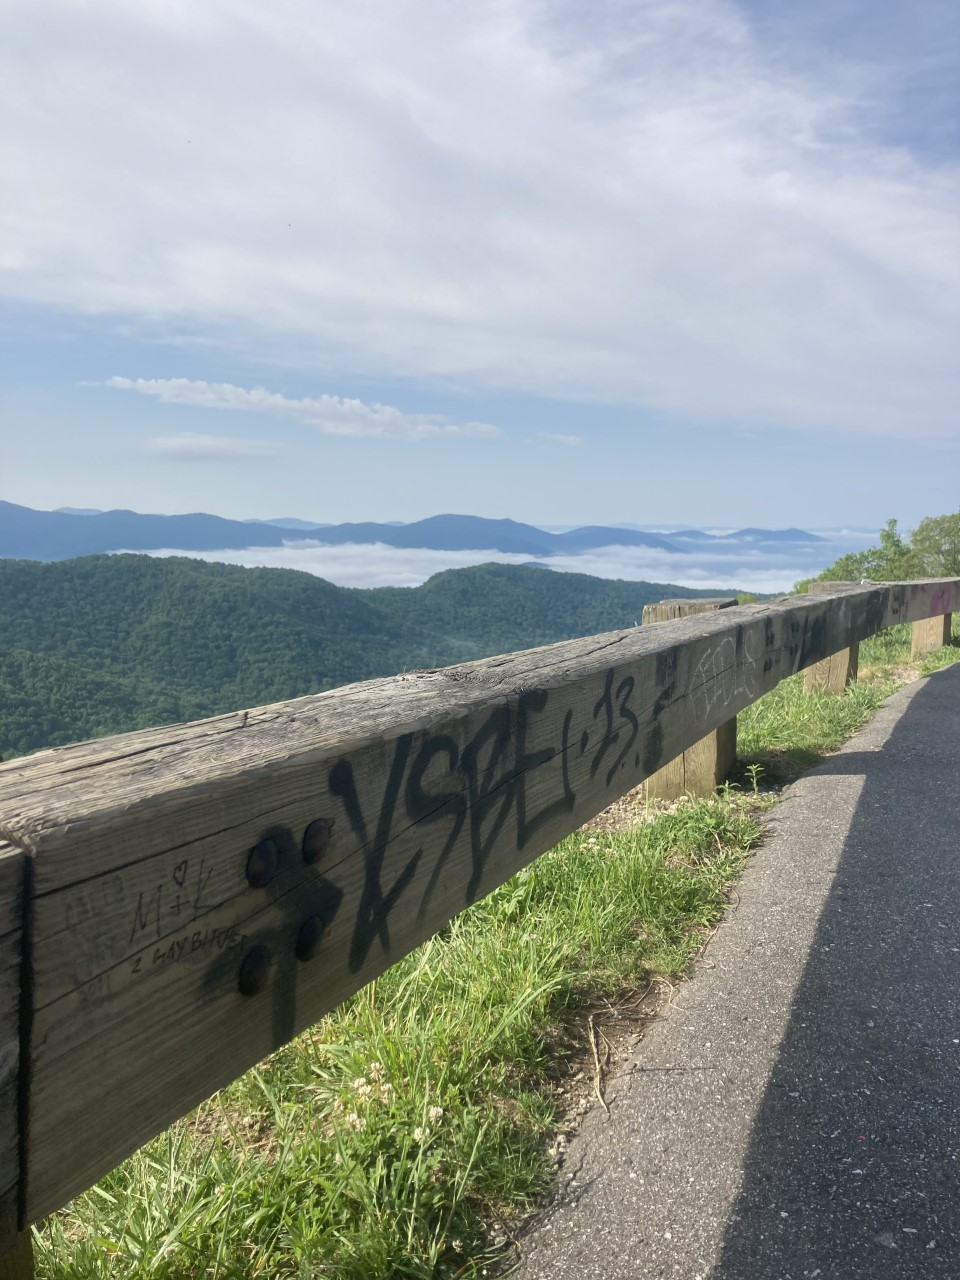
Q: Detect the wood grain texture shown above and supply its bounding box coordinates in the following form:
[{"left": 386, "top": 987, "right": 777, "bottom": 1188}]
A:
[
  {"left": 643, "top": 718, "right": 738, "bottom": 802},
  {"left": 2, "top": 579, "right": 959, "bottom": 1222},
  {"left": 804, "top": 582, "right": 861, "bottom": 693},
  {"left": 643, "top": 599, "right": 738, "bottom": 800},
  {"left": 804, "top": 644, "right": 859, "bottom": 693},
  {"left": 683, "top": 717, "right": 738, "bottom": 795},
  {"left": 0, "top": 1232, "right": 32, "bottom": 1280},
  {"left": 912, "top": 613, "right": 952, "bottom": 659},
  {"left": 641, "top": 598, "right": 738, "bottom": 623},
  {"left": 0, "top": 844, "right": 25, "bottom": 1256},
  {"left": 643, "top": 751, "right": 686, "bottom": 802}
]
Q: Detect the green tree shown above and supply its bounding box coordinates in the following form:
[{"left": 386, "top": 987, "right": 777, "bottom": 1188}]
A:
[
  {"left": 814, "top": 518, "right": 919, "bottom": 583},
  {"left": 909, "top": 511, "right": 960, "bottom": 577}
]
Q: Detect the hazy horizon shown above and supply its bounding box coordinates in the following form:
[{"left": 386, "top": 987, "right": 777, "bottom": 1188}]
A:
[{"left": 44, "top": 502, "right": 879, "bottom": 541}]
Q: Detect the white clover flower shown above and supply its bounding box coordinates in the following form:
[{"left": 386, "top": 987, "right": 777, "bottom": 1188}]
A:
[
  {"left": 351, "top": 1076, "right": 368, "bottom": 1091},
  {"left": 428, "top": 1105, "right": 444, "bottom": 1124},
  {"left": 345, "top": 1111, "right": 365, "bottom": 1132},
  {"left": 413, "top": 1126, "right": 427, "bottom": 1143},
  {"left": 379, "top": 1082, "right": 394, "bottom": 1097},
  {"left": 368, "top": 1062, "right": 385, "bottom": 1081}
]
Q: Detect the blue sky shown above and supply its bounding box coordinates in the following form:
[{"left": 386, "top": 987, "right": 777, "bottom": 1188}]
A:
[{"left": 2, "top": 0, "right": 957, "bottom": 530}]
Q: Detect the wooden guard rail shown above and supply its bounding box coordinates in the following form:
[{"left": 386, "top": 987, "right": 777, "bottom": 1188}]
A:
[{"left": 0, "top": 577, "right": 958, "bottom": 1270}]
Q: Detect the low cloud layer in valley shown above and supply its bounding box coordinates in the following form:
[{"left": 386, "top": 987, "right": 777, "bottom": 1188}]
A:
[{"left": 142, "top": 532, "right": 877, "bottom": 595}]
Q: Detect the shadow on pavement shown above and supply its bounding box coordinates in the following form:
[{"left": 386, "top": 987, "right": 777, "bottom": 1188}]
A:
[{"left": 710, "top": 666, "right": 960, "bottom": 1278}]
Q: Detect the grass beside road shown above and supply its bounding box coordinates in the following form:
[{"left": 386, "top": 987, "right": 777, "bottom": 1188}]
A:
[{"left": 34, "top": 624, "right": 959, "bottom": 1279}]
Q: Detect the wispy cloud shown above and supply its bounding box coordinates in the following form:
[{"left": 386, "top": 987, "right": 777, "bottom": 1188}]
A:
[
  {"left": 538, "top": 432, "right": 582, "bottom": 447},
  {"left": 108, "top": 377, "right": 500, "bottom": 440},
  {"left": 5, "top": 1, "right": 959, "bottom": 438},
  {"left": 144, "top": 432, "right": 281, "bottom": 459}
]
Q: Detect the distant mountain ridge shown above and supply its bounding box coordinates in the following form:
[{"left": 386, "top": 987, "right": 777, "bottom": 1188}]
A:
[
  {"left": 2, "top": 501, "right": 294, "bottom": 561},
  {"left": 0, "top": 501, "right": 824, "bottom": 562}
]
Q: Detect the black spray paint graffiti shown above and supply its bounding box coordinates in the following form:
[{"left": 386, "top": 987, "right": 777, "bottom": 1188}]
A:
[
  {"left": 329, "top": 737, "right": 423, "bottom": 975},
  {"left": 328, "top": 668, "right": 641, "bottom": 974}
]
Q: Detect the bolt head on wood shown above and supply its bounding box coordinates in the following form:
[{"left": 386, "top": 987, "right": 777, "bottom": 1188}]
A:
[
  {"left": 302, "top": 819, "right": 333, "bottom": 865},
  {"left": 245, "top": 838, "right": 279, "bottom": 888},
  {"left": 295, "top": 915, "right": 327, "bottom": 962},
  {"left": 237, "top": 944, "right": 272, "bottom": 996}
]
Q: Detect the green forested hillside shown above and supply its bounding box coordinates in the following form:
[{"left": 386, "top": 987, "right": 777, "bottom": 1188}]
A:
[{"left": 0, "top": 555, "right": 734, "bottom": 758}]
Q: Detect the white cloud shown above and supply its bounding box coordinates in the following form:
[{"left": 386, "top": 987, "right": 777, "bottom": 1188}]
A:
[
  {"left": 137, "top": 530, "right": 870, "bottom": 593},
  {"left": 144, "top": 432, "right": 281, "bottom": 459},
  {"left": 108, "top": 376, "right": 499, "bottom": 440},
  {"left": 4, "top": 0, "right": 959, "bottom": 438},
  {"left": 538, "top": 432, "right": 583, "bottom": 447}
]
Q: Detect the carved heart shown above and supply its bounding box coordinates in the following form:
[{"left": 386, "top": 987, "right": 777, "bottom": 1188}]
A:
[{"left": 172, "top": 860, "right": 189, "bottom": 888}]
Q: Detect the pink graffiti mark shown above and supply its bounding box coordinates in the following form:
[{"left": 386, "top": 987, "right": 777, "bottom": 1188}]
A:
[
  {"left": 907, "top": 582, "right": 952, "bottom": 621},
  {"left": 929, "top": 586, "right": 951, "bottom": 618}
]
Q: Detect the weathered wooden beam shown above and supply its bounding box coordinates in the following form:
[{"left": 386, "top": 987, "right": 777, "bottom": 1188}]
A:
[
  {"left": 804, "top": 582, "right": 860, "bottom": 693},
  {"left": 1, "top": 578, "right": 958, "bottom": 1223},
  {"left": 0, "top": 844, "right": 30, "bottom": 1276},
  {"left": 642, "top": 598, "right": 739, "bottom": 800},
  {"left": 912, "top": 613, "right": 952, "bottom": 659}
]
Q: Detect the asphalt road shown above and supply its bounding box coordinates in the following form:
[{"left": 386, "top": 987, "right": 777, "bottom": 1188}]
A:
[{"left": 518, "top": 663, "right": 960, "bottom": 1280}]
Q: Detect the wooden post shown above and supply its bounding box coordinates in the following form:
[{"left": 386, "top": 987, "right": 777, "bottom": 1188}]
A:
[
  {"left": 642, "top": 599, "right": 739, "bottom": 800},
  {"left": 911, "top": 613, "right": 952, "bottom": 659},
  {"left": 0, "top": 1233, "right": 33, "bottom": 1280},
  {"left": 804, "top": 582, "right": 860, "bottom": 694},
  {"left": 0, "top": 844, "right": 31, "bottom": 1279}
]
